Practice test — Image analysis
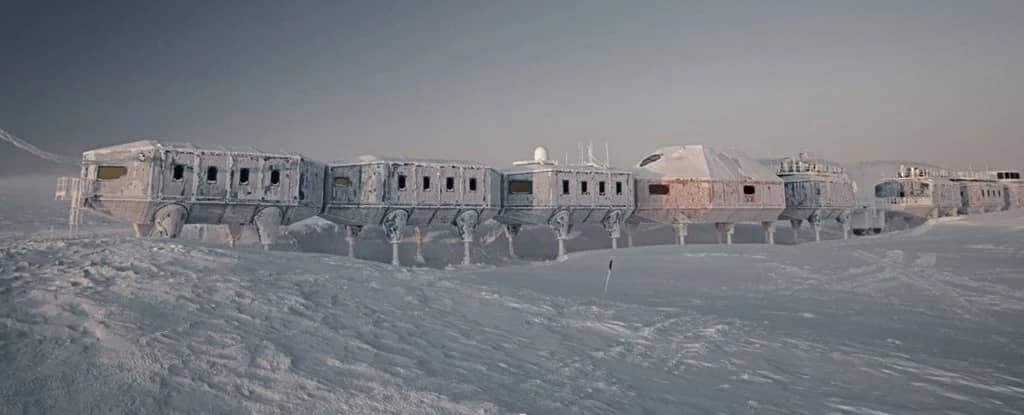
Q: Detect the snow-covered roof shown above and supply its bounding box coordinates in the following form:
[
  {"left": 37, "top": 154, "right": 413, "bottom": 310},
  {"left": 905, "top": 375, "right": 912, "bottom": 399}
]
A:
[
  {"left": 634, "top": 145, "right": 780, "bottom": 181},
  {"left": 501, "top": 162, "right": 630, "bottom": 175},
  {"left": 83, "top": 139, "right": 305, "bottom": 158},
  {"left": 328, "top": 155, "right": 491, "bottom": 168}
]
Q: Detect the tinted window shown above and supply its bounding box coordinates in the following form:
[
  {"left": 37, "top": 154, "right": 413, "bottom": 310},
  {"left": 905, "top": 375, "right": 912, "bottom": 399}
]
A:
[
  {"left": 423, "top": 176, "right": 431, "bottom": 190},
  {"left": 580, "top": 181, "right": 589, "bottom": 194},
  {"left": 743, "top": 185, "right": 756, "bottom": 195},
  {"left": 598, "top": 181, "right": 606, "bottom": 195},
  {"left": 648, "top": 184, "right": 669, "bottom": 195},
  {"left": 334, "top": 177, "right": 350, "bottom": 187},
  {"left": 446, "top": 177, "right": 455, "bottom": 191},
  {"left": 270, "top": 170, "right": 280, "bottom": 185},
  {"left": 615, "top": 181, "right": 623, "bottom": 195},
  {"left": 239, "top": 168, "right": 250, "bottom": 184},
  {"left": 562, "top": 179, "right": 570, "bottom": 195},
  {"left": 509, "top": 180, "right": 532, "bottom": 194},
  {"left": 207, "top": 166, "right": 218, "bottom": 182},
  {"left": 172, "top": 165, "right": 184, "bottom": 181},
  {"left": 469, "top": 177, "right": 478, "bottom": 192},
  {"left": 397, "top": 174, "right": 407, "bottom": 190},
  {"left": 97, "top": 166, "right": 128, "bottom": 180}
]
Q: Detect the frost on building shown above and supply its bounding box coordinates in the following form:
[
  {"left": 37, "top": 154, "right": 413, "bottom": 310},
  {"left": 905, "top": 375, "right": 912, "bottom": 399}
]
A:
[
  {"left": 494, "top": 146, "right": 634, "bottom": 260},
  {"left": 989, "top": 170, "right": 1024, "bottom": 211},
  {"left": 951, "top": 172, "right": 1005, "bottom": 215},
  {"left": 775, "top": 153, "right": 857, "bottom": 241},
  {"left": 319, "top": 156, "right": 501, "bottom": 266},
  {"left": 849, "top": 203, "right": 886, "bottom": 235},
  {"left": 68, "top": 140, "right": 325, "bottom": 248},
  {"left": 874, "top": 165, "right": 960, "bottom": 220},
  {"left": 632, "top": 145, "right": 785, "bottom": 245}
]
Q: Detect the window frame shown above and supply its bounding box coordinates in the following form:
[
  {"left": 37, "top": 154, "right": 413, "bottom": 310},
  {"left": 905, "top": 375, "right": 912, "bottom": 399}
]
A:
[{"left": 648, "top": 184, "right": 670, "bottom": 195}]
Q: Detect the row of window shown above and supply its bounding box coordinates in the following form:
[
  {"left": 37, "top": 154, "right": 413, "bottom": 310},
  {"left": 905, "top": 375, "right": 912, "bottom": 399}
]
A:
[
  {"left": 997, "top": 172, "right": 1021, "bottom": 180},
  {"left": 648, "top": 184, "right": 757, "bottom": 196},
  {"left": 332, "top": 175, "right": 477, "bottom": 193},
  {"left": 507, "top": 180, "right": 626, "bottom": 196},
  {"left": 171, "top": 165, "right": 281, "bottom": 185}
]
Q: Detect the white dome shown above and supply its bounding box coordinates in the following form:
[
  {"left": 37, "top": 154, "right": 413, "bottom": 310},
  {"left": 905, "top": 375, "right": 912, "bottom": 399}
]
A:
[{"left": 533, "top": 146, "right": 549, "bottom": 162}]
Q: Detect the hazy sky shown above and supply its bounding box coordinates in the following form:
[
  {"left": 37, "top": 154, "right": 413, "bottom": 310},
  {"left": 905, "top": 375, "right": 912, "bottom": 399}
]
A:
[{"left": 2, "top": 0, "right": 1023, "bottom": 170}]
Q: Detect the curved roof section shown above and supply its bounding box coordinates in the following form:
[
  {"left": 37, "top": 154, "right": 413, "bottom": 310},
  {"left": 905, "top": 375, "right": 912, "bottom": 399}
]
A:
[
  {"left": 83, "top": 139, "right": 306, "bottom": 158},
  {"left": 634, "top": 145, "right": 780, "bottom": 181}
]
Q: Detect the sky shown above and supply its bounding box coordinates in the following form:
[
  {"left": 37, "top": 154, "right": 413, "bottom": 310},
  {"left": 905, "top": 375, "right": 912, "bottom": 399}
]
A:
[{"left": 2, "top": 0, "right": 1023, "bottom": 171}]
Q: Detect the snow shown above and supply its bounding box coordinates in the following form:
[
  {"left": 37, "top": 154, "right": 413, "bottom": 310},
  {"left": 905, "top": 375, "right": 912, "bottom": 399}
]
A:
[
  {"left": 3, "top": 174, "right": 1024, "bottom": 414},
  {"left": 635, "top": 145, "right": 780, "bottom": 181}
]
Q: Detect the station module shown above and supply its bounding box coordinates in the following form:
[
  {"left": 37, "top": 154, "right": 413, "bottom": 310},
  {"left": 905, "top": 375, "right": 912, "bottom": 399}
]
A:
[
  {"left": 318, "top": 156, "right": 500, "bottom": 265},
  {"left": 66, "top": 140, "right": 324, "bottom": 248},
  {"left": 494, "top": 146, "right": 634, "bottom": 260},
  {"left": 874, "top": 165, "right": 960, "bottom": 220},
  {"left": 951, "top": 172, "right": 1005, "bottom": 215},
  {"left": 991, "top": 170, "right": 1024, "bottom": 210},
  {"left": 631, "top": 145, "right": 785, "bottom": 245},
  {"left": 775, "top": 153, "right": 857, "bottom": 241}
]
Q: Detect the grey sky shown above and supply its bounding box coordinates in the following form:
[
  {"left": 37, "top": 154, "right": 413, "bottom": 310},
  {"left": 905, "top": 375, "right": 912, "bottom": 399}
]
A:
[{"left": 2, "top": 0, "right": 1022, "bottom": 170}]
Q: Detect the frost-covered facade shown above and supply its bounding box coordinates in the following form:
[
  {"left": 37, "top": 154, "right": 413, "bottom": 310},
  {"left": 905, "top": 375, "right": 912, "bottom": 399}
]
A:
[
  {"left": 494, "top": 147, "right": 634, "bottom": 260},
  {"left": 76, "top": 140, "right": 324, "bottom": 248},
  {"left": 632, "top": 145, "right": 785, "bottom": 245},
  {"left": 952, "top": 173, "right": 1005, "bottom": 215},
  {"left": 319, "top": 156, "right": 501, "bottom": 265},
  {"left": 874, "top": 166, "right": 960, "bottom": 219},
  {"left": 990, "top": 170, "right": 1024, "bottom": 211},
  {"left": 775, "top": 154, "right": 857, "bottom": 241}
]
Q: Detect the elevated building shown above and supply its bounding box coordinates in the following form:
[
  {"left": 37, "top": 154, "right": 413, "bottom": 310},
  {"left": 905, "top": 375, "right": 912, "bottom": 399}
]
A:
[{"left": 775, "top": 153, "right": 857, "bottom": 241}]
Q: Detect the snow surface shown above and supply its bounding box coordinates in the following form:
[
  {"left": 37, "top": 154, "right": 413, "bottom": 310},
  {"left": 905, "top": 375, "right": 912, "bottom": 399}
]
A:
[{"left": 3, "top": 174, "right": 1024, "bottom": 414}]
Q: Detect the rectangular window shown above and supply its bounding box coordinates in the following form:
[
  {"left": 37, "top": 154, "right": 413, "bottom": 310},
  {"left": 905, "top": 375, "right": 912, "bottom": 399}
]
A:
[
  {"left": 206, "top": 166, "right": 218, "bottom": 182},
  {"left": 270, "top": 169, "right": 281, "bottom": 185},
  {"left": 397, "top": 174, "right": 407, "bottom": 190},
  {"left": 97, "top": 165, "right": 128, "bottom": 180},
  {"left": 743, "top": 185, "right": 756, "bottom": 195},
  {"left": 334, "top": 177, "right": 350, "bottom": 187},
  {"left": 562, "top": 179, "right": 570, "bottom": 195},
  {"left": 998, "top": 172, "right": 1005, "bottom": 179},
  {"left": 580, "top": 181, "right": 589, "bottom": 194},
  {"left": 598, "top": 181, "right": 606, "bottom": 195},
  {"left": 509, "top": 180, "right": 533, "bottom": 194},
  {"left": 239, "top": 168, "right": 250, "bottom": 184},
  {"left": 172, "top": 164, "right": 184, "bottom": 181},
  {"left": 446, "top": 177, "right": 455, "bottom": 191},
  {"left": 648, "top": 184, "right": 669, "bottom": 195},
  {"left": 615, "top": 181, "right": 623, "bottom": 195},
  {"left": 422, "top": 176, "right": 431, "bottom": 190},
  {"left": 469, "top": 177, "right": 478, "bottom": 192}
]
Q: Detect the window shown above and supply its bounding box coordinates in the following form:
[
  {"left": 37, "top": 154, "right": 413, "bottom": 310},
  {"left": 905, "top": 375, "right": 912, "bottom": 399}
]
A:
[
  {"left": 999, "top": 172, "right": 1005, "bottom": 179},
  {"left": 743, "top": 185, "right": 756, "bottom": 195},
  {"left": 239, "top": 168, "right": 250, "bottom": 184},
  {"left": 334, "top": 177, "right": 350, "bottom": 187},
  {"left": 509, "top": 180, "right": 533, "bottom": 194},
  {"left": 97, "top": 165, "right": 128, "bottom": 180},
  {"left": 270, "top": 169, "right": 280, "bottom": 185},
  {"left": 469, "top": 177, "right": 478, "bottom": 192},
  {"left": 207, "top": 166, "right": 218, "bottom": 182},
  {"left": 580, "top": 181, "right": 589, "bottom": 194},
  {"left": 648, "top": 184, "right": 670, "bottom": 195},
  {"left": 639, "top": 153, "right": 662, "bottom": 167},
  {"left": 422, "top": 176, "right": 431, "bottom": 190},
  {"left": 172, "top": 164, "right": 184, "bottom": 181},
  {"left": 562, "top": 179, "right": 570, "bottom": 195},
  {"left": 615, "top": 181, "right": 623, "bottom": 195},
  {"left": 446, "top": 177, "right": 455, "bottom": 191},
  {"left": 598, "top": 181, "right": 606, "bottom": 195},
  {"left": 397, "top": 174, "right": 407, "bottom": 190}
]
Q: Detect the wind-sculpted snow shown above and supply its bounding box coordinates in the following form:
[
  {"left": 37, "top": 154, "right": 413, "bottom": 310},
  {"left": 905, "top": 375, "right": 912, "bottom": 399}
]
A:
[{"left": 2, "top": 177, "right": 1024, "bottom": 414}]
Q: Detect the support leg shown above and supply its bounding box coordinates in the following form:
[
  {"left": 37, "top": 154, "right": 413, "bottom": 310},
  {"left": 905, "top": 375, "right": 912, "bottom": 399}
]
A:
[
  {"left": 672, "top": 223, "right": 688, "bottom": 245},
  {"left": 254, "top": 207, "right": 284, "bottom": 251},
  {"left": 456, "top": 211, "right": 479, "bottom": 266},
  {"left": 761, "top": 221, "right": 776, "bottom": 245},
  {"left": 715, "top": 222, "right": 735, "bottom": 245},
  {"left": 790, "top": 219, "right": 803, "bottom": 243},
  {"left": 382, "top": 210, "right": 408, "bottom": 266},
  {"left": 153, "top": 204, "right": 187, "bottom": 239},
  {"left": 550, "top": 210, "right": 572, "bottom": 261},
  {"left": 602, "top": 210, "right": 623, "bottom": 250},
  {"left": 626, "top": 222, "right": 638, "bottom": 248},
  {"left": 226, "top": 224, "right": 244, "bottom": 247},
  {"left": 837, "top": 210, "right": 851, "bottom": 241},
  {"left": 413, "top": 226, "right": 427, "bottom": 264},
  {"left": 345, "top": 225, "right": 362, "bottom": 258},
  {"left": 504, "top": 224, "right": 521, "bottom": 259},
  {"left": 133, "top": 223, "right": 154, "bottom": 238}
]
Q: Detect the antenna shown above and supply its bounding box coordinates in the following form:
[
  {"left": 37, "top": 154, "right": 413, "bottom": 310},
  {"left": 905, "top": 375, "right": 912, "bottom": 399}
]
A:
[{"left": 605, "top": 141, "right": 610, "bottom": 167}]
